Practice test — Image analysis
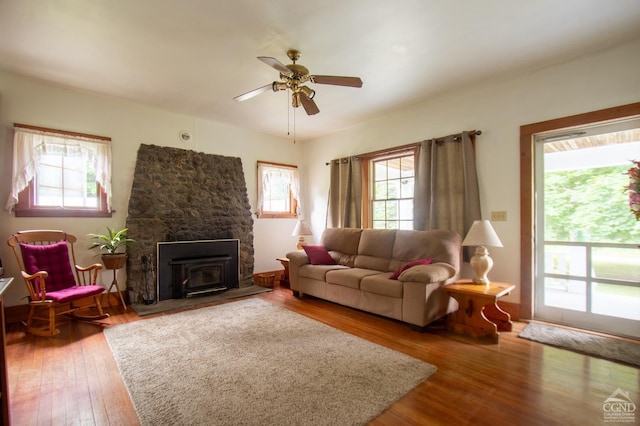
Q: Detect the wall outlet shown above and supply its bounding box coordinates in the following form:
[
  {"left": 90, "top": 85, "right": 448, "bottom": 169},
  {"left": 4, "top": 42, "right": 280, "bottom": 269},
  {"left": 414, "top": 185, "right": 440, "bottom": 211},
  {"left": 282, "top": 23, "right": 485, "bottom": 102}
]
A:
[{"left": 491, "top": 211, "right": 507, "bottom": 221}]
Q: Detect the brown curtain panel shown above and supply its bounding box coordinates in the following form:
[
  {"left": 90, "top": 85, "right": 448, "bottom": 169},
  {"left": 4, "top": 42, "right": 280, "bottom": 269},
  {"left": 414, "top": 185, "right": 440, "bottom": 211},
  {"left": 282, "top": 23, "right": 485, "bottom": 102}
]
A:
[
  {"left": 326, "top": 156, "right": 362, "bottom": 228},
  {"left": 413, "top": 131, "right": 481, "bottom": 245}
]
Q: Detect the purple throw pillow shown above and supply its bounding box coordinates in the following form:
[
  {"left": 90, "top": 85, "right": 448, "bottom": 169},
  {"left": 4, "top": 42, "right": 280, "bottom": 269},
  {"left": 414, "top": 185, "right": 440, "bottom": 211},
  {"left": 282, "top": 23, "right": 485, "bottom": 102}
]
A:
[
  {"left": 389, "top": 258, "right": 432, "bottom": 280},
  {"left": 302, "top": 245, "right": 336, "bottom": 265},
  {"left": 19, "top": 241, "right": 77, "bottom": 292}
]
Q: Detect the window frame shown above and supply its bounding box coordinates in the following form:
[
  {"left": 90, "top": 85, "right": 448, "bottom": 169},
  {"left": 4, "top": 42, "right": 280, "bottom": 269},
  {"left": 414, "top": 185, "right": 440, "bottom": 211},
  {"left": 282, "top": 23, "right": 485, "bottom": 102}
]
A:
[
  {"left": 10, "top": 123, "right": 113, "bottom": 218},
  {"left": 361, "top": 146, "right": 418, "bottom": 228},
  {"left": 256, "top": 161, "right": 299, "bottom": 219},
  {"left": 14, "top": 182, "right": 112, "bottom": 217}
]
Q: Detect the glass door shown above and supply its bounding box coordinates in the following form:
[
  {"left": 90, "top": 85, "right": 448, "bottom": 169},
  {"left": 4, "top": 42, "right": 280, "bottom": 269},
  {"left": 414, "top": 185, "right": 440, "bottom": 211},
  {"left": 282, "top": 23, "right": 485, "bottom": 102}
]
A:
[{"left": 533, "top": 118, "right": 640, "bottom": 339}]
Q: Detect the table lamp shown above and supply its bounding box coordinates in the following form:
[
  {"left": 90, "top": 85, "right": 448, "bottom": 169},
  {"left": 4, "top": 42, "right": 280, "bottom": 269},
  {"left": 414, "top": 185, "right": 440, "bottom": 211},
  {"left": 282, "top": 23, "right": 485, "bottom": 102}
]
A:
[
  {"left": 462, "top": 220, "right": 503, "bottom": 285},
  {"left": 292, "top": 220, "right": 312, "bottom": 250}
]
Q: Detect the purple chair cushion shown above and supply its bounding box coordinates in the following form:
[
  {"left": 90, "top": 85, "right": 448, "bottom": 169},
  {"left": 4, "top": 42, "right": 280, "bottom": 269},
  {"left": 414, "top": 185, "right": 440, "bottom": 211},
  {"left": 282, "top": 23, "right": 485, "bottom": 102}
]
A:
[
  {"left": 46, "top": 285, "right": 105, "bottom": 303},
  {"left": 20, "top": 241, "right": 78, "bottom": 292}
]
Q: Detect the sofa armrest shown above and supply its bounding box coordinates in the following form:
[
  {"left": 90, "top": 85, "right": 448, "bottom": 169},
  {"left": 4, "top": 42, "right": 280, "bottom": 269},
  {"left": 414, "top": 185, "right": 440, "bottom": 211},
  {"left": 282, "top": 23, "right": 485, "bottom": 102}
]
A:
[
  {"left": 286, "top": 250, "right": 310, "bottom": 267},
  {"left": 286, "top": 251, "right": 310, "bottom": 292},
  {"left": 397, "top": 262, "right": 456, "bottom": 283}
]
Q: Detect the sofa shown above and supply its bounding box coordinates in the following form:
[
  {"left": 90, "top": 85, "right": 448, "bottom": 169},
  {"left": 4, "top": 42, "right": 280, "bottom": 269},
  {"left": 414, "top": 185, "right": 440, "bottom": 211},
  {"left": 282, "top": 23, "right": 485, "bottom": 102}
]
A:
[{"left": 286, "top": 227, "right": 462, "bottom": 329}]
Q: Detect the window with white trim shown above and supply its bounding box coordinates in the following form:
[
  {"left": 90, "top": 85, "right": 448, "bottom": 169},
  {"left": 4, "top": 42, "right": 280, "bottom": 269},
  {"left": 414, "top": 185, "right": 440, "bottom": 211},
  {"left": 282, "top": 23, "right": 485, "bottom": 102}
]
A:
[
  {"left": 366, "top": 150, "right": 416, "bottom": 229},
  {"left": 7, "top": 124, "right": 113, "bottom": 217},
  {"left": 257, "top": 161, "right": 299, "bottom": 218}
]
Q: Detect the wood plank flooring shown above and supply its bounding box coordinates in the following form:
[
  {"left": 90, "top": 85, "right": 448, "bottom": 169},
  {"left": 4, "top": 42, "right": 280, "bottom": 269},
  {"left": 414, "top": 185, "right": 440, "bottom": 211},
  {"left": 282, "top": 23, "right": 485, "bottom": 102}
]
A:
[{"left": 5, "top": 286, "right": 639, "bottom": 425}]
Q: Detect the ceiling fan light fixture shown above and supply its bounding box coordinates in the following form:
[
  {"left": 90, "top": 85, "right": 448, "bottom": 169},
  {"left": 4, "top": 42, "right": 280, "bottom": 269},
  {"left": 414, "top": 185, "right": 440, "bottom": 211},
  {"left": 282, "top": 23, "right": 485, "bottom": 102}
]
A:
[
  {"left": 292, "top": 92, "right": 301, "bottom": 108},
  {"left": 272, "top": 81, "right": 288, "bottom": 92},
  {"left": 299, "top": 85, "right": 315, "bottom": 99}
]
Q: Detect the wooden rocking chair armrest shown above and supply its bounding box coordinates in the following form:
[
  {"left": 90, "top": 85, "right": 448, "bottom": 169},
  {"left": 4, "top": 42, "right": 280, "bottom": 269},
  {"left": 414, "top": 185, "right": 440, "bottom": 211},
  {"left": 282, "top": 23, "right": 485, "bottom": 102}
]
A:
[
  {"left": 75, "top": 263, "right": 103, "bottom": 286},
  {"left": 21, "top": 270, "right": 48, "bottom": 281},
  {"left": 21, "top": 270, "right": 49, "bottom": 301},
  {"left": 75, "top": 263, "right": 103, "bottom": 272}
]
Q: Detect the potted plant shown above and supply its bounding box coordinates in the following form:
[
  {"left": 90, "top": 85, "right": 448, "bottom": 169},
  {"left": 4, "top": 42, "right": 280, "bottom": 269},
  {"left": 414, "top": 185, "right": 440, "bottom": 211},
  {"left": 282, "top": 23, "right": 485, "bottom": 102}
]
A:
[{"left": 89, "top": 227, "right": 136, "bottom": 270}]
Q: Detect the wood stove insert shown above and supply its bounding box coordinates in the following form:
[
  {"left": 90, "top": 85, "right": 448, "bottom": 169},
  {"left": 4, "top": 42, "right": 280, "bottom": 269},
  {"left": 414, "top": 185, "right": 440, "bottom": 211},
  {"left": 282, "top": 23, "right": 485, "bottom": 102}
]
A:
[{"left": 157, "top": 239, "right": 240, "bottom": 301}]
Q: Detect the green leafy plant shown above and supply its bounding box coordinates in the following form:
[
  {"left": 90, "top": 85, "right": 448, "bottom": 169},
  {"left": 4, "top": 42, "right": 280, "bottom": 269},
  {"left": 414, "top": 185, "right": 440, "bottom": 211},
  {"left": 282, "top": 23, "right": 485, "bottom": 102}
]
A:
[{"left": 88, "top": 227, "right": 136, "bottom": 255}]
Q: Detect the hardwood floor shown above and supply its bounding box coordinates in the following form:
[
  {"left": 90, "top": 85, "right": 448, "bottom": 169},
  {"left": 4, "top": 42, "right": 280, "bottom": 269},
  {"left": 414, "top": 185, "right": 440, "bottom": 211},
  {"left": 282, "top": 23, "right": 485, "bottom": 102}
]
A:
[{"left": 5, "top": 286, "right": 639, "bottom": 425}]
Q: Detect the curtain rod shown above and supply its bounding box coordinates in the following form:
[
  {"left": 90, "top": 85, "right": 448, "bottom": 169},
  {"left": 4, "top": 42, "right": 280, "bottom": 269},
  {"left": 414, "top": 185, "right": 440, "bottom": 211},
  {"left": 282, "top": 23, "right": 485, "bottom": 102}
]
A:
[
  {"left": 429, "top": 129, "right": 482, "bottom": 143},
  {"left": 14, "top": 123, "right": 112, "bottom": 142},
  {"left": 325, "top": 130, "right": 482, "bottom": 165}
]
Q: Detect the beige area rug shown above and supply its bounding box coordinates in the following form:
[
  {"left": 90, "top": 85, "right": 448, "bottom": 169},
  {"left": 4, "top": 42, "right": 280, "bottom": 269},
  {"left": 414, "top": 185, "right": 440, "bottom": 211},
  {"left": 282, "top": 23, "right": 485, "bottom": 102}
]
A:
[
  {"left": 104, "top": 298, "right": 436, "bottom": 426},
  {"left": 519, "top": 322, "right": 640, "bottom": 367}
]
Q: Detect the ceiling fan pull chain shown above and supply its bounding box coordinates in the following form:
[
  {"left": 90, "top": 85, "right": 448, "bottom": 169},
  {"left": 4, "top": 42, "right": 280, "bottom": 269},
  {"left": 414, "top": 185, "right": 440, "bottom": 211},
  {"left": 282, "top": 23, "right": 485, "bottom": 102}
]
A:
[{"left": 287, "top": 88, "right": 290, "bottom": 137}]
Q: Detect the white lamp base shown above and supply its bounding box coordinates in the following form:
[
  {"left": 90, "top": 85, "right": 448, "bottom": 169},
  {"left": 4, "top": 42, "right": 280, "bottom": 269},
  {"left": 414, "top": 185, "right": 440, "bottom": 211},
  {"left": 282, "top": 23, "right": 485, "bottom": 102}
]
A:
[
  {"left": 296, "top": 236, "right": 306, "bottom": 250},
  {"left": 469, "top": 246, "right": 493, "bottom": 285}
]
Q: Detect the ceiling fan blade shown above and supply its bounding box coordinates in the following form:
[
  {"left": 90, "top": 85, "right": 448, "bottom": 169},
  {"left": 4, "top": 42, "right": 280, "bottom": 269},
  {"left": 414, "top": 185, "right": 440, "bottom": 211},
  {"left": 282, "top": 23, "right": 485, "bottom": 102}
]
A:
[
  {"left": 257, "top": 56, "right": 292, "bottom": 75},
  {"left": 300, "top": 92, "right": 320, "bottom": 115},
  {"left": 233, "top": 83, "right": 274, "bottom": 102},
  {"left": 311, "top": 75, "right": 363, "bottom": 88}
]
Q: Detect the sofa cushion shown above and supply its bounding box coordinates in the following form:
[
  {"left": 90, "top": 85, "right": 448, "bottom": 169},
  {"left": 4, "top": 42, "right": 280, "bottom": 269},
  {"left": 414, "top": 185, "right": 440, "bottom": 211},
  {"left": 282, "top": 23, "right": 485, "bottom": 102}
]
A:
[
  {"left": 360, "top": 273, "right": 403, "bottom": 298},
  {"left": 391, "top": 229, "right": 461, "bottom": 272},
  {"left": 325, "top": 268, "right": 381, "bottom": 290},
  {"left": 398, "top": 263, "right": 457, "bottom": 283},
  {"left": 321, "top": 228, "right": 363, "bottom": 267},
  {"left": 299, "top": 264, "right": 348, "bottom": 281},
  {"left": 354, "top": 229, "right": 396, "bottom": 271},
  {"left": 302, "top": 245, "right": 335, "bottom": 265},
  {"left": 389, "top": 258, "right": 432, "bottom": 280},
  {"left": 322, "top": 228, "right": 362, "bottom": 255}
]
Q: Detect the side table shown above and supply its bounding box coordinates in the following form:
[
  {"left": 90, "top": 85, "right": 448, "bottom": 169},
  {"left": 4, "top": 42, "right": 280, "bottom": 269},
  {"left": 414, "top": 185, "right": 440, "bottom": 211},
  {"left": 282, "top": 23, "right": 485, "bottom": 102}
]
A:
[
  {"left": 445, "top": 280, "right": 515, "bottom": 343},
  {"left": 276, "top": 257, "right": 290, "bottom": 288},
  {"left": 105, "top": 266, "right": 127, "bottom": 310}
]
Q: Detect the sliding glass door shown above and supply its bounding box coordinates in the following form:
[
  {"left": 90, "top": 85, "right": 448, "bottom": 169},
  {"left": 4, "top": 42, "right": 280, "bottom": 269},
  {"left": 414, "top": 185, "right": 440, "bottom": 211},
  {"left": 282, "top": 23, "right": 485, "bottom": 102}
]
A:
[{"left": 533, "top": 118, "right": 640, "bottom": 338}]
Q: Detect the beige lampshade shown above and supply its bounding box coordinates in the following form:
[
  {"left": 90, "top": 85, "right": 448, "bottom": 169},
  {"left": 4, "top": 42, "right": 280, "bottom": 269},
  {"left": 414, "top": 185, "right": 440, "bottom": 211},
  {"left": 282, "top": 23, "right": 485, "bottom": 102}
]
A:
[
  {"left": 291, "top": 220, "right": 312, "bottom": 237},
  {"left": 462, "top": 220, "right": 503, "bottom": 248},
  {"left": 462, "top": 220, "right": 503, "bottom": 285}
]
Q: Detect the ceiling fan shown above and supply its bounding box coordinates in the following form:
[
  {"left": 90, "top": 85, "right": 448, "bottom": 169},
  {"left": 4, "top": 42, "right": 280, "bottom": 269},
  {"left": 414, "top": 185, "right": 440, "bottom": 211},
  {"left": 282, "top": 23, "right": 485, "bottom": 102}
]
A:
[{"left": 233, "top": 49, "right": 363, "bottom": 115}]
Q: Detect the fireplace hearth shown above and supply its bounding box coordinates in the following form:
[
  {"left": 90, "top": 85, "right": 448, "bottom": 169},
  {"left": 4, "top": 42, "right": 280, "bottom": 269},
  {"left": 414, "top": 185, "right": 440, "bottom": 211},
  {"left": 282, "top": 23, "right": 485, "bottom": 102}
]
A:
[{"left": 157, "top": 240, "right": 240, "bottom": 301}]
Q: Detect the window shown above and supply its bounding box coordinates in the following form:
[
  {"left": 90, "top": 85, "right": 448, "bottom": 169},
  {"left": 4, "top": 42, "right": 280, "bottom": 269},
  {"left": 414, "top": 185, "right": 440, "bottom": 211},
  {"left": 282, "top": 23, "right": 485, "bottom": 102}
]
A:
[
  {"left": 257, "top": 161, "right": 299, "bottom": 218},
  {"left": 7, "top": 124, "right": 113, "bottom": 217},
  {"left": 364, "top": 149, "right": 416, "bottom": 229}
]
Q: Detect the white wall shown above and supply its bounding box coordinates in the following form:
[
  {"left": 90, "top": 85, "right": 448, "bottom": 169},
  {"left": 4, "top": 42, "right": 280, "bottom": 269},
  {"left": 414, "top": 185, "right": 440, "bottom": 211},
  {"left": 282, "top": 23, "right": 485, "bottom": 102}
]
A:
[
  {"left": 0, "top": 70, "right": 304, "bottom": 306},
  {"left": 2, "top": 38, "right": 638, "bottom": 307},
  {"left": 302, "top": 38, "right": 640, "bottom": 304}
]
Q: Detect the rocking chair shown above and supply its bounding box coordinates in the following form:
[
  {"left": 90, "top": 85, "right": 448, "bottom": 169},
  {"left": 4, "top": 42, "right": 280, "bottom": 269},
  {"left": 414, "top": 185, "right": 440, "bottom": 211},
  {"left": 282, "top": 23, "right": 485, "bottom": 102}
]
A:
[{"left": 7, "top": 230, "right": 109, "bottom": 336}]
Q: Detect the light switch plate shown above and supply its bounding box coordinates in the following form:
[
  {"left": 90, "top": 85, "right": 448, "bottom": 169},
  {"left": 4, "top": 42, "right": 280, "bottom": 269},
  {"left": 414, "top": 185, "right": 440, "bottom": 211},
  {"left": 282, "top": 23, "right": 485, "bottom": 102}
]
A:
[{"left": 491, "top": 211, "right": 507, "bottom": 221}]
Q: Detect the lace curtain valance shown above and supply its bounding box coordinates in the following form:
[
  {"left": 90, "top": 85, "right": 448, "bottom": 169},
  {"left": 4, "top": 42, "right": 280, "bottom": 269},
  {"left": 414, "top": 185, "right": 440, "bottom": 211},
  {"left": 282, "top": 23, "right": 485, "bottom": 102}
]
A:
[
  {"left": 6, "top": 127, "right": 112, "bottom": 211},
  {"left": 256, "top": 162, "right": 300, "bottom": 217}
]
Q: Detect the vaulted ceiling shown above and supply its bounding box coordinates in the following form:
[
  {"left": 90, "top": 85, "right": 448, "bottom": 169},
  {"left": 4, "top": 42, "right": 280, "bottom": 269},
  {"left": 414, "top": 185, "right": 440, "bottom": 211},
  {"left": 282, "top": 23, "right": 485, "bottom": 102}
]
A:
[{"left": 1, "top": 1, "right": 639, "bottom": 141}]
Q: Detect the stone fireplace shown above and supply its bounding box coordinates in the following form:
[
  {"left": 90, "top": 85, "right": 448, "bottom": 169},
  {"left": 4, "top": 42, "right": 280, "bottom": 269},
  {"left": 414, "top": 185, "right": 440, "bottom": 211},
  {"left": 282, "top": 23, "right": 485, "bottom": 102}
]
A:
[{"left": 125, "top": 144, "right": 254, "bottom": 304}]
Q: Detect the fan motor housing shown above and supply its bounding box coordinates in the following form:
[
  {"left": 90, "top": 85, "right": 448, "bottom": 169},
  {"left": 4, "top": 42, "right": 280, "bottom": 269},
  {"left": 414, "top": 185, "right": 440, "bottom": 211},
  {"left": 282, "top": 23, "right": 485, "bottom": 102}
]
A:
[{"left": 283, "top": 64, "right": 309, "bottom": 82}]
